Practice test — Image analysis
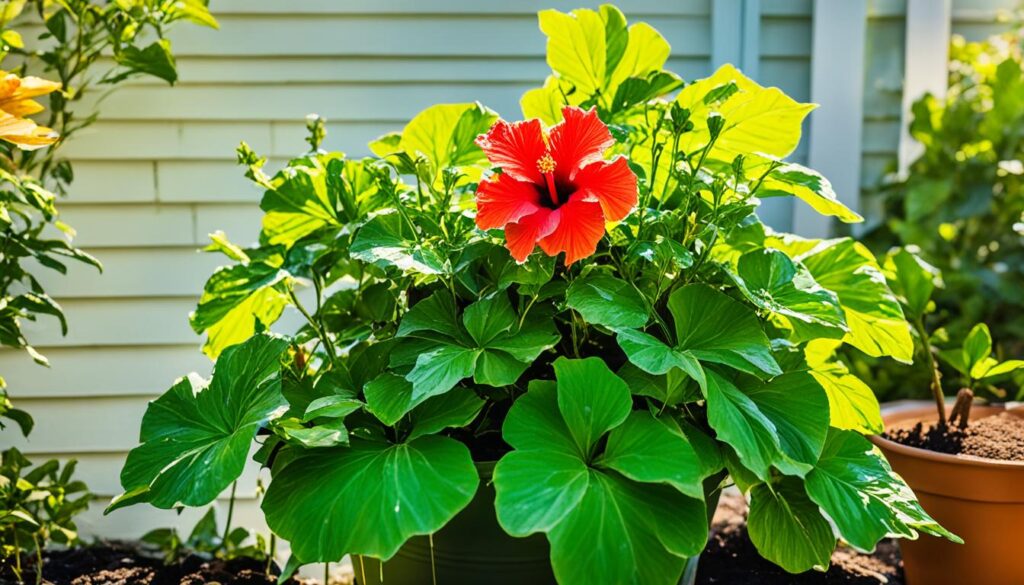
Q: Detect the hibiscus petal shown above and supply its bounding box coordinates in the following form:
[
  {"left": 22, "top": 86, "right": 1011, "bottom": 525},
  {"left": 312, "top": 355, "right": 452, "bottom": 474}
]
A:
[
  {"left": 505, "top": 208, "right": 558, "bottom": 263},
  {"left": 572, "top": 156, "right": 638, "bottom": 223},
  {"left": 475, "top": 118, "right": 548, "bottom": 184},
  {"left": 475, "top": 173, "right": 542, "bottom": 230},
  {"left": 548, "top": 106, "right": 614, "bottom": 182},
  {"left": 538, "top": 196, "right": 606, "bottom": 265}
]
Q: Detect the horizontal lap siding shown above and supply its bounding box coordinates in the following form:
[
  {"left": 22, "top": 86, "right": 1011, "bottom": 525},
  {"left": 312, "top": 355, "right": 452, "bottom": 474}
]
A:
[{"left": 0, "top": 1, "right": 718, "bottom": 540}]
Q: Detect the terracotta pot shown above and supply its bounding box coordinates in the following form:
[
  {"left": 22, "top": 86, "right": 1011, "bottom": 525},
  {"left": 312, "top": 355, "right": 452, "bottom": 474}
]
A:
[{"left": 870, "top": 402, "right": 1024, "bottom": 585}]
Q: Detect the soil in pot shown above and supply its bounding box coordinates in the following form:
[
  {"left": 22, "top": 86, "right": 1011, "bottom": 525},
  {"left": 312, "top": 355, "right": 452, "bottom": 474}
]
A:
[
  {"left": 696, "top": 493, "right": 904, "bottom": 585},
  {"left": 885, "top": 411, "right": 1024, "bottom": 461},
  {"left": 2, "top": 542, "right": 313, "bottom": 585}
]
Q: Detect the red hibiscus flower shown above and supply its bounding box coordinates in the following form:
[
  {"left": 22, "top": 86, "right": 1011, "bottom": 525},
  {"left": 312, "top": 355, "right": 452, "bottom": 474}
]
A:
[{"left": 474, "top": 106, "right": 638, "bottom": 265}]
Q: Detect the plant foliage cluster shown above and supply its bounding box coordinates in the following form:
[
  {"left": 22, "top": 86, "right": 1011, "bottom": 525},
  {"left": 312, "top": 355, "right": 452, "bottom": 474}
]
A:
[
  {"left": 865, "top": 16, "right": 1024, "bottom": 400},
  {"left": 115, "top": 6, "right": 957, "bottom": 583},
  {"left": 0, "top": 2, "right": 216, "bottom": 582}
]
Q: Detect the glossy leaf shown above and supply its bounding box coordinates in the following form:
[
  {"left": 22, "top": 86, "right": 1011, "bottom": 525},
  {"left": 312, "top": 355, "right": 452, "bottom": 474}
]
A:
[
  {"left": 110, "top": 335, "right": 289, "bottom": 512},
  {"left": 262, "top": 435, "right": 478, "bottom": 562},
  {"left": 805, "top": 340, "right": 883, "bottom": 434},
  {"left": 748, "top": 478, "right": 835, "bottom": 573},
  {"left": 702, "top": 370, "right": 781, "bottom": 481},
  {"left": 566, "top": 273, "right": 648, "bottom": 329},
  {"left": 805, "top": 429, "right": 961, "bottom": 552}
]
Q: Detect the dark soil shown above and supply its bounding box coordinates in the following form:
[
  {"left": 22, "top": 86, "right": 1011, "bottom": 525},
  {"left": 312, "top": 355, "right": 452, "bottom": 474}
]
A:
[
  {"left": 697, "top": 493, "right": 903, "bottom": 585},
  {"left": 886, "top": 411, "right": 1024, "bottom": 461},
  {"left": 2, "top": 542, "right": 311, "bottom": 585}
]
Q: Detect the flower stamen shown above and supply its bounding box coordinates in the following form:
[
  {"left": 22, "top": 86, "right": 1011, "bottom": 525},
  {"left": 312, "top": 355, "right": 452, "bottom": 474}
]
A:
[{"left": 537, "top": 153, "right": 560, "bottom": 205}]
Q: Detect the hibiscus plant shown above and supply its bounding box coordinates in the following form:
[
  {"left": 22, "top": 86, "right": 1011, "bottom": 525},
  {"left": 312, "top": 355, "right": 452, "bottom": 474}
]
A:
[{"left": 112, "top": 5, "right": 957, "bottom": 583}]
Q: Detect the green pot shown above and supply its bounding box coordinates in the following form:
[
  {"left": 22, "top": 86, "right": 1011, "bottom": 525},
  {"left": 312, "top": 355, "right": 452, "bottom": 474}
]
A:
[
  {"left": 357, "top": 463, "right": 719, "bottom": 585},
  {"left": 358, "top": 461, "right": 555, "bottom": 585}
]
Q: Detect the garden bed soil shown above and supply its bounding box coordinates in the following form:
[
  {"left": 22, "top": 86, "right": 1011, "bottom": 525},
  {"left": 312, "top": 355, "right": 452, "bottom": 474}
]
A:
[
  {"left": 8, "top": 496, "right": 905, "bottom": 585},
  {"left": 2, "top": 543, "right": 316, "bottom": 585},
  {"left": 885, "top": 411, "right": 1024, "bottom": 461},
  {"left": 697, "top": 493, "right": 903, "bottom": 585}
]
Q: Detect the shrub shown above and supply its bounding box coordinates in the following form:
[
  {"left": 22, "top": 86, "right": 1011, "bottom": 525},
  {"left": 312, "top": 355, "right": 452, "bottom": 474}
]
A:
[
  {"left": 865, "top": 18, "right": 1024, "bottom": 400},
  {"left": 114, "top": 6, "right": 956, "bottom": 582}
]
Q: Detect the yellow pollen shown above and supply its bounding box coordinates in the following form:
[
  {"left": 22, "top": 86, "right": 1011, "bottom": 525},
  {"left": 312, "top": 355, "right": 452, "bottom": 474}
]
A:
[{"left": 537, "top": 153, "right": 556, "bottom": 174}]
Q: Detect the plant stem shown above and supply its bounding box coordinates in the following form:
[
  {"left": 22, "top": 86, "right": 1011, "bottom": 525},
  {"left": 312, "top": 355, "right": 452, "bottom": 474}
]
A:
[
  {"left": 323, "top": 561, "right": 329, "bottom": 585},
  {"left": 32, "top": 533, "right": 42, "bottom": 585},
  {"left": 913, "top": 317, "right": 947, "bottom": 426},
  {"left": 222, "top": 481, "right": 237, "bottom": 553},
  {"left": 288, "top": 289, "right": 336, "bottom": 366}
]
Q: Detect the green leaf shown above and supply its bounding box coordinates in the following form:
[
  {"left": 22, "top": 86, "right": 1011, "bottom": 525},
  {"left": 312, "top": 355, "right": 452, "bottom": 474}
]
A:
[
  {"left": 363, "top": 373, "right": 423, "bottom": 426},
  {"left": 493, "top": 450, "right": 589, "bottom": 535},
  {"left": 617, "top": 362, "right": 697, "bottom": 405},
  {"left": 600, "top": 411, "right": 706, "bottom": 499},
  {"left": 615, "top": 328, "right": 706, "bottom": 390},
  {"left": 740, "top": 372, "right": 830, "bottom": 476},
  {"left": 805, "top": 340, "right": 883, "bottom": 434},
  {"left": 112, "top": 39, "right": 177, "bottom": 84},
  {"left": 963, "top": 323, "right": 992, "bottom": 373},
  {"left": 566, "top": 273, "right": 648, "bottom": 329},
  {"left": 302, "top": 396, "right": 362, "bottom": 422},
  {"left": 758, "top": 163, "right": 863, "bottom": 223},
  {"left": 702, "top": 370, "right": 781, "bottom": 481},
  {"left": 259, "top": 162, "right": 341, "bottom": 247},
  {"left": 554, "top": 357, "right": 632, "bottom": 456},
  {"left": 547, "top": 473, "right": 705, "bottom": 584},
  {"left": 405, "top": 344, "right": 479, "bottom": 401},
  {"left": 493, "top": 368, "right": 707, "bottom": 585},
  {"left": 351, "top": 211, "right": 446, "bottom": 275},
  {"left": 262, "top": 435, "right": 478, "bottom": 562},
  {"left": 732, "top": 249, "right": 846, "bottom": 336},
  {"left": 780, "top": 237, "right": 913, "bottom": 363},
  {"left": 668, "top": 284, "right": 781, "bottom": 377},
  {"left": 463, "top": 294, "right": 517, "bottom": 346},
  {"left": 538, "top": 7, "right": 607, "bottom": 97},
  {"left": 501, "top": 380, "right": 578, "bottom": 455},
  {"left": 883, "top": 247, "right": 939, "bottom": 320},
  {"left": 748, "top": 478, "right": 835, "bottom": 573},
  {"left": 110, "top": 335, "right": 288, "bottom": 512},
  {"left": 396, "top": 291, "right": 463, "bottom": 342},
  {"left": 396, "top": 103, "right": 498, "bottom": 186},
  {"left": 805, "top": 429, "right": 961, "bottom": 552},
  {"left": 190, "top": 262, "right": 292, "bottom": 359},
  {"left": 407, "top": 387, "right": 484, "bottom": 440}
]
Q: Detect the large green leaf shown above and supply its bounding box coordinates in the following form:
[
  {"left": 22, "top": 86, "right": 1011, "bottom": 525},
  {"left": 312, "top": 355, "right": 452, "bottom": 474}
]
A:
[
  {"left": 702, "top": 370, "right": 781, "bottom": 481},
  {"left": 363, "top": 373, "right": 423, "bottom": 426},
  {"left": 805, "top": 429, "right": 960, "bottom": 552},
  {"left": 109, "top": 334, "right": 289, "bottom": 512},
  {"left": 600, "top": 411, "right": 706, "bottom": 499},
  {"left": 677, "top": 64, "right": 814, "bottom": 161},
  {"left": 494, "top": 359, "right": 708, "bottom": 585},
  {"left": 377, "top": 103, "right": 497, "bottom": 186},
  {"left": 805, "top": 340, "right": 883, "bottom": 434},
  {"left": 566, "top": 273, "right": 648, "bottom": 329},
  {"left": 740, "top": 372, "right": 830, "bottom": 477},
  {"left": 407, "top": 386, "right": 484, "bottom": 440},
  {"left": 351, "top": 211, "right": 446, "bottom": 276},
  {"left": 778, "top": 237, "right": 914, "bottom": 363},
  {"left": 667, "top": 284, "right": 781, "bottom": 377},
  {"left": 190, "top": 261, "right": 292, "bottom": 359},
  {"left": 259, "top": 162, "right": 341, "bottom": 247},
  {"left": 748, "top": 478, "right": 835, "bottom": 573},
  {"left": 615, "top": 328, "right": 706, "bottom": 390},
  {"left": 527, "top": 5, "right": 674, "bottom": 118},
  {"left": 731, "top": 249, "right": 846, "bottom": 338},
  {"left": 553, "top": 357, "right": 632, "bottom": 456},
  {"left": 758, "top": 162, "right": 862, "bottom": 223},
  {"left": 262, "top": 435, "right": 478, "bottom": 562}
]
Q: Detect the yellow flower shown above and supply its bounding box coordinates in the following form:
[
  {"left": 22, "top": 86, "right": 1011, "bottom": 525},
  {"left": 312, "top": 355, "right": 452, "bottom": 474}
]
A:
[{"left": 0, "top": 71, "right": 61, "bottom": 150}]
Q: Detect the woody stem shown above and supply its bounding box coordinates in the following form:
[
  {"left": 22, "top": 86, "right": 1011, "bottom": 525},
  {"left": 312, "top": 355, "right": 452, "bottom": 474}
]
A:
[{"left": 544, "top": 172, "right": 560, "bottom": 206}]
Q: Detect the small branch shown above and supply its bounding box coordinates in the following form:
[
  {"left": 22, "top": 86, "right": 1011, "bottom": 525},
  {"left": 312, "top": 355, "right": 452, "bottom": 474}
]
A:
[{"left": 948, "top": 388, "right": 975, "bottom": 430}]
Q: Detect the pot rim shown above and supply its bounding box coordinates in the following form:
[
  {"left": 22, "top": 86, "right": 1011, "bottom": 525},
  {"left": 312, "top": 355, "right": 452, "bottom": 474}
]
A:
[{"left": 871, "top": 401, "right": 1024, "bottom": 470}]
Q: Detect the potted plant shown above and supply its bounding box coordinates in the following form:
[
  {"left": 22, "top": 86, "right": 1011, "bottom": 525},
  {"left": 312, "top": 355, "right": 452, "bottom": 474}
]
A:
[
  {"left": 109, "top": 6, "right": 957, "bottom": 584},
  {"left": 870, "top": 247, "right": 1024, "bottom": 585}
]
